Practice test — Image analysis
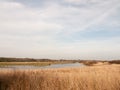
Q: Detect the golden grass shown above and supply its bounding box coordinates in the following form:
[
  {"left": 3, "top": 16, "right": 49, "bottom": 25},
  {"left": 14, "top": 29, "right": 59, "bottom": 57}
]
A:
[
  {"left": 0, "top": 62, "right": 53, "bottom": 66},
  {"left": 0, "top": 61, "right": 74, "bottom": 66},
  {"left": 0, "top": 65, "right": 120, "bottom": 90}
]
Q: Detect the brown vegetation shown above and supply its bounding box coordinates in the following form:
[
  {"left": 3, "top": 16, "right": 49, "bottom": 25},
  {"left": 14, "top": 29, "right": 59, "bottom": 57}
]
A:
[
  {"left": 0, "top": 65, "right": 120, "bottom": 90},
  {"left": 109, "top": 60, "right": 120, "bottom": 64},
  {"left": 0, "top": 62, "right": 52, "bottom": 66},
  {"left": 80, "top": 60, "right": 120, "bottom": 66},
  {"left": 0, "top": 57, "right": 120, "bottom": 66}
]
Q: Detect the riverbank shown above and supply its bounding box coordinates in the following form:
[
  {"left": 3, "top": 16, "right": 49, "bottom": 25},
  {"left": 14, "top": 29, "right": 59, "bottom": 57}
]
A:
[
  {"left": 0, "top": 61, "right": 76, "bottom": 67},
  {"left": 0, "top": 57, "right": 120, "bottom": 67},
  {"left": 0, "top": 64, "right": 120, "bottom": 90}
]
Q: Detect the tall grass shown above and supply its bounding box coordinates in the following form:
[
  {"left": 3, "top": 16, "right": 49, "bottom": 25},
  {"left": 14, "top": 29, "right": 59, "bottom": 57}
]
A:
[{"left": 0, "top": 65, "right": 120, "bottom": 90}]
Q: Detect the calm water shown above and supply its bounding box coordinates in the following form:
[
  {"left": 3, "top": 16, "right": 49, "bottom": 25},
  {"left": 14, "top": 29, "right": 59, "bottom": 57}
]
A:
[{"left": 0, "top": 63, "right": 84, "bottom": 69}]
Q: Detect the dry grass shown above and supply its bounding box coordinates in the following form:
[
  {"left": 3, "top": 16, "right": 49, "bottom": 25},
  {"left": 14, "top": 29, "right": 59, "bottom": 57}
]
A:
[
  {"left": 0, "top": 61, "right": 74, "bottom": 66},
  {"left": 0, "top": 65, "right": 120, "bottom": 90},
  {"left": 0, "top": 62, "right": 52, "bottom": 66}
]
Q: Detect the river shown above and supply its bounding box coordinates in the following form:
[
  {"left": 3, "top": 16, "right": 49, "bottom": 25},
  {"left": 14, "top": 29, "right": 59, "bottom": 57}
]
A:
[{"left": 0, "top": 63, "right": 84, "bottom": 69}]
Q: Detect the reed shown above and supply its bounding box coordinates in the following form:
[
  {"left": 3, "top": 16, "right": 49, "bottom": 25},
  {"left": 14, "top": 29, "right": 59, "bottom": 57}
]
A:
[
  {"left": 0, "top": 62, "right": 52, "bottom": 66},
  {"left": 0, "top": 65, "right": 120, "bottom": 90}
]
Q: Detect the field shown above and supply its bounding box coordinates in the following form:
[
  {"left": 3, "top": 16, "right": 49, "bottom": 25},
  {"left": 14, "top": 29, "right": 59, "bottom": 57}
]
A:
[
  {"left": 0, "top": 64, "right": 120, "bottom": 90},
  {"left": 0, "top": 57, "right": 120, "bottom": 67},
  {"left": 0, "top": 57, "right": 78, "bottom": 67},
  {"left": 0, "top": 62, "right": 52, "bottom": 66},
  {"left": 0, "top": 61, "right": 75, "bottom": 67}
]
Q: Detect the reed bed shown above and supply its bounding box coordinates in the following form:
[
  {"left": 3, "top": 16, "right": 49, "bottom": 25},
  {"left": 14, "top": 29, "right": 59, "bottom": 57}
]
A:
[
  {"left": 0, "top": 61, "right": 73, "bottom": 66},
  {"left": 0, "top": 62, "right": 52, "bottom": 66},
  {"left": 0, "top": 65, "right": 120, "bottom": 90}
]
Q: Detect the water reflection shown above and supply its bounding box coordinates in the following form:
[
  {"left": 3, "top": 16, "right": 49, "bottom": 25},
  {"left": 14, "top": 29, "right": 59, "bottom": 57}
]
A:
[{"left": 0, "top": 63, "right": 84, "bottom": 69}]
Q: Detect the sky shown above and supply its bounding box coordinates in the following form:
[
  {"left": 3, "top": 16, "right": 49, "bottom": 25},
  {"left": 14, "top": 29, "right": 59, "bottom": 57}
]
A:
[{"left": 0, "top": 0, "right": 120, "bottom": 60}]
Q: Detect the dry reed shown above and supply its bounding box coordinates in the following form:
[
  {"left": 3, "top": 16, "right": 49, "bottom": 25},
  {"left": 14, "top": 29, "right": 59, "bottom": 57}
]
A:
[{"left": 0, "top": 65, "right": 120, "bottom": 90}]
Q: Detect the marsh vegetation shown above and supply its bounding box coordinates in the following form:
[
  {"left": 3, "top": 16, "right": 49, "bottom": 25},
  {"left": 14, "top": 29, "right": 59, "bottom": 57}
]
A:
[
  {"left": 0, "top": 65, "right": 120, "bottom": 90},
  {"left": 0, "top": 57, "right": 120, "bottom": 90}
]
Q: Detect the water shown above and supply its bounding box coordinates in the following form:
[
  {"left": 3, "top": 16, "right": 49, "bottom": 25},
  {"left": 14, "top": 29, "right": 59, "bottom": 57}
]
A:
[
  {"left": 41, "top": 63, "right": 84, "bottom": 68},
  {"left": 0, "top": 63, "right": 84, "bottom": 69}
]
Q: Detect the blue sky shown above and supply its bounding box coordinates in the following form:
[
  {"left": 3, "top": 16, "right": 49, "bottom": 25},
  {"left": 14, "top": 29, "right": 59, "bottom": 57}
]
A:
[{"left": 0, "top": 0, "right": 120, "bottom": 60}]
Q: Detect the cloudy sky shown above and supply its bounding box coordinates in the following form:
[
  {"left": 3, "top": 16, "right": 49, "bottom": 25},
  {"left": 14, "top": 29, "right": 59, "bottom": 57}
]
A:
[{"left": 0, "top": 0, "right": 120, "bottom": 60}]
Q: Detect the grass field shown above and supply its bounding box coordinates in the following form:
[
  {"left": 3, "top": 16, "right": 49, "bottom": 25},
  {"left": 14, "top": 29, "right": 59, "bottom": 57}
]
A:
[
  {"left": 0, "top": 62, "right": 52, "bottom": 66},
  {"left": 0, "top": 61, "right": 74, "bottom": 67},
  {"left": 0, "top": 64, "right": 120, "bottom": 90}
]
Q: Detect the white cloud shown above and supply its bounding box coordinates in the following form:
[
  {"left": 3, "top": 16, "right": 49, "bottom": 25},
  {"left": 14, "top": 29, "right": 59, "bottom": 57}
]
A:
[
  {"left": 32, "top": 0, "right": 120, "bottom": 35},
  {"left": 64, "top": 0, "right": 83, "bottom": 4},
  {"left": 0, "top": 35, "right": 119, "bottom": 59},
  {"left": 1, "top": 0, "right": 119, "bottom": 35},
  {"left": 0, "top": 1, "right": 62, "bottom": 35},
  {"left": 0, "top": 1, "right": 24, "bottom": 8},
  {"left": 0, "top": 21, "right": 62, "bottom": 34},
  {"left": 62, "top": 0, "right": 120, "bottom": 34},
  {"left": 0, "top": 0, "right": 120, "bottom": 59}
]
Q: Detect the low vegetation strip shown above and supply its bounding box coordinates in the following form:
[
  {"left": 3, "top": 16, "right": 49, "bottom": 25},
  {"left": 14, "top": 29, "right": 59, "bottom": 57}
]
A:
[
  {"left": 0, "top": 62, "right": 52, "bottom": 66},
  {"left": 0, "top": 61, "right": 76, "bottom": 67},
  {"left": 0, "top": 65, "right": 120, "bottom": 90},
  {"left": 0, "top": 57, "right": 120, "bottom": 66}
]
